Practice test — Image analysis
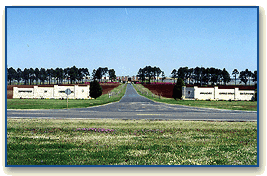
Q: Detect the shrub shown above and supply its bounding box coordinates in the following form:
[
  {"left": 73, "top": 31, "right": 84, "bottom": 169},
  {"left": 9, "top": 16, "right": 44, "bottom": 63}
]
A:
[
  {"left": 172, "top": 78, "right": 185, "bottom": 100},
  {"left": 90, "top": 80, "right": 102, "bottom": 99}
]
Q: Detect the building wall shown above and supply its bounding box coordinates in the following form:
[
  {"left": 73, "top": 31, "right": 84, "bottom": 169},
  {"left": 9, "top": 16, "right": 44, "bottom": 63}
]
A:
[
  {"left": 217, "top": 88, "right": 235, "bottom": 100},
  {"left": 238, "top": 90, "right": 255, "bottom": 101},
  {"left": 194, "top": 87, "right": 214, "bottom": 100},
  {"left": 34, "top": 87, "right": 54, "bottom": 98},
  {"left": 13, "top": 87, "right": 34, "bottom": 98},
  {"left": 185, "top": 87, "right": 194, "bottom": 99},
  {"left": 13, "top": 85, "right": 90, "bottom": 99},
  {"left": 184, "top": 86, "right": 255, "bottom": 101},
  {"left": 74, "top": 86, "right": 90, "bottom": 99}
]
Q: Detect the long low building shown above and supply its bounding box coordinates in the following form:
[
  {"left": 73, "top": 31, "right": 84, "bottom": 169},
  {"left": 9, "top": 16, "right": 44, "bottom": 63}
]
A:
[
  {"left": 182, "top": 86, "right": 256, "bottom": 101},
  {"left": 13, "top": 85, "right": 90, "bottom": 99}
]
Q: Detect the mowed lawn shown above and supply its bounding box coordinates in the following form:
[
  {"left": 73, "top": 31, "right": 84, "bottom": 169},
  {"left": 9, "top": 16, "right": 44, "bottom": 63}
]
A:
[
  {"left": 133, "top": 84, "right": 257, "bottom": 111},
  {"left": 7, "top": 84, "right": 127, "bottom": 109},
  {"left": 7, "top": 119, "right": 257, "bottom": 166}
]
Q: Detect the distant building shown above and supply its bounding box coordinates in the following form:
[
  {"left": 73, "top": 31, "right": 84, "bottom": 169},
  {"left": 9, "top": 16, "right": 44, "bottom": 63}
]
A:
[
  {"left": 101, "top": 76, "right": 109, "bottom": 82},
  {"left": 117, "top": 76, "right": 130, "bottom": 82}
]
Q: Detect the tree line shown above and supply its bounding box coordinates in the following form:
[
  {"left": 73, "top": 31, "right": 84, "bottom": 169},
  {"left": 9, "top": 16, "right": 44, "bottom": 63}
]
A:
[
  {"left": 92, "top": 67, "right": 116, "bottom": 82},
  {"left": 7, "top": 65, "right": 257, "bottom": 86},
  {"left": 137, "top": 66, "right": 257, "bottom": 86},
  {"left": 7, "top": 66, "right": 116, "bottom": 85},
  {"left": 171, "top": 67, "right": 257, "bottom": 86},
  {"left": 232, "top": 69, "right": 257, "bottom": 86},
  {"left": 137, "top": 66, "right": 166, "bottom": 83}
]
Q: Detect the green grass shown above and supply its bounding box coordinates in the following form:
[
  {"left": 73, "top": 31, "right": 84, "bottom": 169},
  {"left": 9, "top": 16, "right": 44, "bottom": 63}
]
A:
[
  {"left": 7, "top": 84, "right": 127, "bottom": 109},
  {"left": 7, "top": 119, "right": 257, "bottom": 165},
  {"left": 132, "top": 84, "right": 257, "bottom": 111}
]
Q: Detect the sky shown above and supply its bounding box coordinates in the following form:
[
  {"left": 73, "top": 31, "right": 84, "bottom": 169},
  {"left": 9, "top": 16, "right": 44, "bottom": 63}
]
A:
[{"left": 6, "top": 7, "right": 258, "bottom": 77}]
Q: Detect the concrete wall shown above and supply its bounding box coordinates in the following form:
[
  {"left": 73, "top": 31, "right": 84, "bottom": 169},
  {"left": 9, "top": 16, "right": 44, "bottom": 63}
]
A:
[
  {"left": 194, "top": 87, "right": 214, "bottom": 100},
  {"left": 13, "top": 85, "right": 90, "bottom": 99},
  {"left": 217, "top": 88, "right": 235, "bottom": 100},
  {"left": 74, "top": 85, "right": 90, "bottom": 99},
  {"left": 34, "top": 87, "right": 54, "bottom": 98},
  {"left": 184, "top": 86, "right": 255, "bottom": 101},
  {"left": 238, "top": 90, "right": 255, "bottom": 101},
  {"left": 13, "top": 87, "right": 34, "bottom": 98}
]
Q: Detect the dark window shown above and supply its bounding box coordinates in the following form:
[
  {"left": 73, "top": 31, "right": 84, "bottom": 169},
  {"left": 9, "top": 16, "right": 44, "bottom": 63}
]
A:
[
  {"left": 219, "top": 92, "right": 227, "bottom": 95},
  {"left": 59, "top": 90, "right": 73, "bottom": 93},
  {"left": 240, "top": 93, "right": 253, "bottom": 95},
  {"left": 18, "top": 90, "right": 32, "bottom": 93},
  {"left": 200, "top": 92, "right": 212, "bottom": 94}
]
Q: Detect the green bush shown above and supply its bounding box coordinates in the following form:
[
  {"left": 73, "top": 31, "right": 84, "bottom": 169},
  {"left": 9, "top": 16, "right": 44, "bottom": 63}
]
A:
[
  {"left": 90, "top": 80, "right": 102, "bottom": 99},
  {"left": 172, "top": 78, "right": 185, "bottom": 100}
]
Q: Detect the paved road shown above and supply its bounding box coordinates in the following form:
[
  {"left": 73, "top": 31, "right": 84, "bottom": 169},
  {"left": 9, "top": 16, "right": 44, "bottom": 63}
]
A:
[{"left": 7, "top": 84, "right": 257, "bottom": 121}]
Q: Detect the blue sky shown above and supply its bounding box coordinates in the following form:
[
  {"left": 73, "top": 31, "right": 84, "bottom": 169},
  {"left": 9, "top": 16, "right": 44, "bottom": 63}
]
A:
[{"left": 6, "top": 7, "right": 258, "bottom": 77}]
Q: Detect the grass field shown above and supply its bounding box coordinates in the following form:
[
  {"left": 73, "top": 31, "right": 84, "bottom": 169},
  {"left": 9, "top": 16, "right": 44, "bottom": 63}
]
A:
[
  {"left": 7, "top": 119, "right": 257, "bottom": 165},
  {"left": 132, "top": 84, "right": 257, "bottom": 111},
  {"left": 7, "top": 84, "right": 127, "bottom": 109}
]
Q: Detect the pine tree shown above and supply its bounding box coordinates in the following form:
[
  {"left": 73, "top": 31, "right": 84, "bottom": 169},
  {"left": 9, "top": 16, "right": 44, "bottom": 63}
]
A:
[
  {"left": 90, "top": 80, "right": 102, "bottom": 99},
  {"left": 172, "top": 78, "right": 185, "bottom": 100}
]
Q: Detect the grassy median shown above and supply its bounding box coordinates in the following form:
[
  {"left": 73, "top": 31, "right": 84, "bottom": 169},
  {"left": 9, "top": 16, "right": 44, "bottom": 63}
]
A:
[
  {"left": 7, "top": 118, "right": 257, "bottom": 165},
  {"left": 132, "top": 84, "right": 257, "bottom": 111},
  {"left": 7, "top": 84, "right": 127, "bottom": 109}
]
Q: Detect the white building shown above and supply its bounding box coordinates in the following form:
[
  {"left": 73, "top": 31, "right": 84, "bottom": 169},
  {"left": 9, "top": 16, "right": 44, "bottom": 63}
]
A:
[
  {"left": 182, "top": 86, "right": 256, "bottom": 101},
  {"left": 13, "top": 85, "right": 90, "bottom": 99}
]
